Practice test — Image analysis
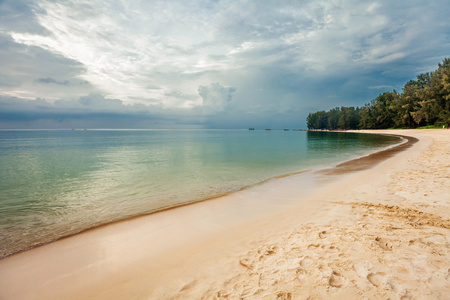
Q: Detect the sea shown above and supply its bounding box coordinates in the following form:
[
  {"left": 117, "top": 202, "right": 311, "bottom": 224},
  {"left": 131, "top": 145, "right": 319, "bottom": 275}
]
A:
[{"left": 0, "top": 129, "right": 400, "bottom": 258}]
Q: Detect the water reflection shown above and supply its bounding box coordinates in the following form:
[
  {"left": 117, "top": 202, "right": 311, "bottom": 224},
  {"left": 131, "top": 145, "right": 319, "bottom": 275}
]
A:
[{"left": 0, "top": 130, "right": 400, "bottom": 257}]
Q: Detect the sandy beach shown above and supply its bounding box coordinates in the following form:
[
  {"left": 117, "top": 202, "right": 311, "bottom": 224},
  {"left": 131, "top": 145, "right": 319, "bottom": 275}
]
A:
[{"left": 0, "top": 129, "right": 449, "bottom": 299}]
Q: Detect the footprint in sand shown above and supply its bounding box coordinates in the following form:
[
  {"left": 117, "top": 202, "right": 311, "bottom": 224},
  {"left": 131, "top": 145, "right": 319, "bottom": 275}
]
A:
[
  {"left": 329, "top": 271, "right": 346, "bottom": 288},
  {"left": 296, "top": 268, "right": 307, "bottom": 282},
  {"left": 300, "top": 256, "right": 315, "bottom": 268},
  {"left": 367, "top": 272, "right": 387, "bottom": 287},
  {"left": 307, "top": 244, "right": 321, "bottom": 250},
  {"left": 353, "top": 261, "right": 372, "bottom": 278},
  {"left": 277, "top": 291, "right": 292, "bottom": 300},
  {"left": 259, "top": 244, "right": 277, "bottom": 256},
  {"left": 375, "top": 237, "right": 393, "bottom": 251},
  {"left": 319, "top": 231, "right": 328, "bottom": 239},
  {"left": 239, "top": 257, "right": 253, "bottom": 269},
  {"left": 215, "top": 289, "right": 230, "bottom": 298}
]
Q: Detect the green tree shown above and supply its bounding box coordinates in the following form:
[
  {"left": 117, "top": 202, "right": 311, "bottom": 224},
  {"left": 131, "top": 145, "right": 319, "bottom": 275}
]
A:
[
  {"left": 337, "top": 107, "right": 360, "bottom": 129},
  {"left": 327, "top": 107, "right": 341, "bottom": 130},
  {"left": 393, "top": 83, "right": 417, "bottom": 128},
  {"left": 306, "top": 58, "right": 450, "bottom": 129},
  {"left": 358, "top": 104, "right": 373, "bottom": 129},
  {"left": 431, "top": 58, "right": 450, "bottom": 126}
]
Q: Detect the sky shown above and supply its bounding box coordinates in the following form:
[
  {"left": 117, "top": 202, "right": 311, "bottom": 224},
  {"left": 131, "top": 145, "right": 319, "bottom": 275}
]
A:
[{"left": 1, "top": 0, "right": 449, "bottom": 129}]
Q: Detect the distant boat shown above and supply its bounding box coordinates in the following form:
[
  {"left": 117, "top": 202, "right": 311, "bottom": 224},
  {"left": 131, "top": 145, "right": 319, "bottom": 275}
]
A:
[
  {"left": 265, "top": 129, "right": 271, "bottom": 131},
  {"left": 248, "top": 128, "right": 255, "bottom": 130},
  {"left": 284, "top": 129, "right": 289, "bottom": 131}
]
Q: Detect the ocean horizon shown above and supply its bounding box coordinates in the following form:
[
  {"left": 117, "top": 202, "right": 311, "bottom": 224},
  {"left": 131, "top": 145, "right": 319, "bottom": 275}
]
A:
[{"left": 0, "top": 129, "right": 400, "bottom": 258}]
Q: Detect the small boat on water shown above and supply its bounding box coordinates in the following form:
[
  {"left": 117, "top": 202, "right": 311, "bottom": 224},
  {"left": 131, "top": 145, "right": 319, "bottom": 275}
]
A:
[
  {"left": 248, "top": 128, "right": 255, "bottom": 130},
  {"left": 265, "top": 129, "right": 271, "bottom": 131}
]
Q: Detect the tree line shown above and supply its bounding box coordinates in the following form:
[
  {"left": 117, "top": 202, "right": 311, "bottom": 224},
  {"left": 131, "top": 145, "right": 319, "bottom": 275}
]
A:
[{"left": 306, "top": 58, "right": 450, "bottom": 130}]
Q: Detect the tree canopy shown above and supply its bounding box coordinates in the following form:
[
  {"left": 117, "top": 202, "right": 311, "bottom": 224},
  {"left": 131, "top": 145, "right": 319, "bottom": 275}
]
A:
[{"left": 306, "top": 59, "right": 450, "bottom": 130}]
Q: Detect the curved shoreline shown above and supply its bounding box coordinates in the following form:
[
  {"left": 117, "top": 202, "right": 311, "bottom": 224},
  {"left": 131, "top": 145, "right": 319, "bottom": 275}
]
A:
[
  {"left": 0, "top": 132, "right": 406, "bottom": 259},
  {"left": 320, "top": 134, "right": 417, "bottom": 175},
  {"left": 1, "top": 129, "right": 447, "bottom": 300},
  {"left": 0, "top": 132, "right": 407, "bottom": 259}
]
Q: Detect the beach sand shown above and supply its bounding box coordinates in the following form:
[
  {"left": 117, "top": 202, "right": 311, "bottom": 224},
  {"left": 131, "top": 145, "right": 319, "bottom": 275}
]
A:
[{"left": 0, "top": 129, "right": 448, "bottom": 299}]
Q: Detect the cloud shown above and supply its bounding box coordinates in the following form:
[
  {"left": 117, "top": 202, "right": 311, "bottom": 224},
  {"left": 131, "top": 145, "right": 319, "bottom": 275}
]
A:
[
  {"left": 36, "top": 78, "right": 70, "bottom": 85},
  {"left": 197, "top": 83, "right": 236, "bottom": 113},
  {"left": 369, "top": 85, "right": 394, "bottom": 90},
  {"left": 0, "top": 0, "right": 48, "bottom": 35},
  {"left": 0, "top": 94, "right": 195, "bottom": 129},
  {"left": 0, "top": 0, "right": 449, "bottom": 128},
  {"left": 7, "top": 0, "right": 221, "bottom": 105},
  {"left": 0, "top": 33, "right": 93, "bottom": 99}
]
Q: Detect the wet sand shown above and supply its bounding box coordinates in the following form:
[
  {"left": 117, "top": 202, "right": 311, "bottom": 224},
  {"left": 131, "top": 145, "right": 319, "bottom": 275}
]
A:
[
  {"left": 320, "top": 134, "right": 417, "bottom": 175},
  {"left": 0, "top": 129, "right": 448, "bottom": 299}
]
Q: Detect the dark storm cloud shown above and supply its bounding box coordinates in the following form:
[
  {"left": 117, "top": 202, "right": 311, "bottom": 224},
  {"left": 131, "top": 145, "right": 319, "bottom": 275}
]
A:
[
  {"left": 0, "top": 0, "right": 449, "bottom": 128},
  {"left": 0, "top": 33, "right": 93, "bottom": 99},
  {"left": 36, "top": 78, "right": 70, "bottom": 85},
  {"left": 0, "top": 0, "right": 48, "bottom": 34},
  {"left": 0, "top": 94, "right": 207, "bottom": 129}
]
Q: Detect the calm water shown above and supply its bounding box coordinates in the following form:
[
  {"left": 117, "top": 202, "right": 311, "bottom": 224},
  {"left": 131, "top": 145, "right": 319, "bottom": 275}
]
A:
[{"left": 0, "top": 129, "right": 400, "bottom": 257}]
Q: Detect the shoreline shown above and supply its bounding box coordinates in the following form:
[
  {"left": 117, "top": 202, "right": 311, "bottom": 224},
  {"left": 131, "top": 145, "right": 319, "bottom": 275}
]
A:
[
  {"left": 320, "top": 134, "right": 417, "bottom": 175},
  {"left": 0, "top": 129, "right": 448, "bottom": 299},
  {"left": 0, "top": 131, "right": 404, "bottom": 260}
]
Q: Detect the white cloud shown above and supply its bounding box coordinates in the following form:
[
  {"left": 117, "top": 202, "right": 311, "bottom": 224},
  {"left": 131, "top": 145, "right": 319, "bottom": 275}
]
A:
[
  {"left": 368, "top": 85, "right": 394, "bottom": 90},
  {"left": 10, "top": 0, "right": 221, "bottom": 105},
  {"left": 1, "top": 0, "right": 450, "bottom": 128},
  {"left": 197, "top": 83, "right": 236, "bottom": 113}
]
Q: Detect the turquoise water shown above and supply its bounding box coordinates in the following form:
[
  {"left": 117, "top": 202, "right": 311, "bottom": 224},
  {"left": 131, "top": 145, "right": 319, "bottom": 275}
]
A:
[{"left": 0, "top": 129, "right": 399, "bottom": 257}]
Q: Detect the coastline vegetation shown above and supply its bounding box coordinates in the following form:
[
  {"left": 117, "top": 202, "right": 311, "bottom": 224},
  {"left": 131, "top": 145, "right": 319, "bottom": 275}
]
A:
[{"left": 306, "top": 59, "right": 450, "bottom": 130}]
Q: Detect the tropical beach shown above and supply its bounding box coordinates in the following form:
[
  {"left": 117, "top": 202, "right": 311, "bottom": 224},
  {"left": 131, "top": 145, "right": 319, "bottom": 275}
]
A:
[
  {"left": 0, "top": 129, "right": 448, "bottom": 299},
  {"left": 1, "top": 1, "right": 450, "bottom": 299}
]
